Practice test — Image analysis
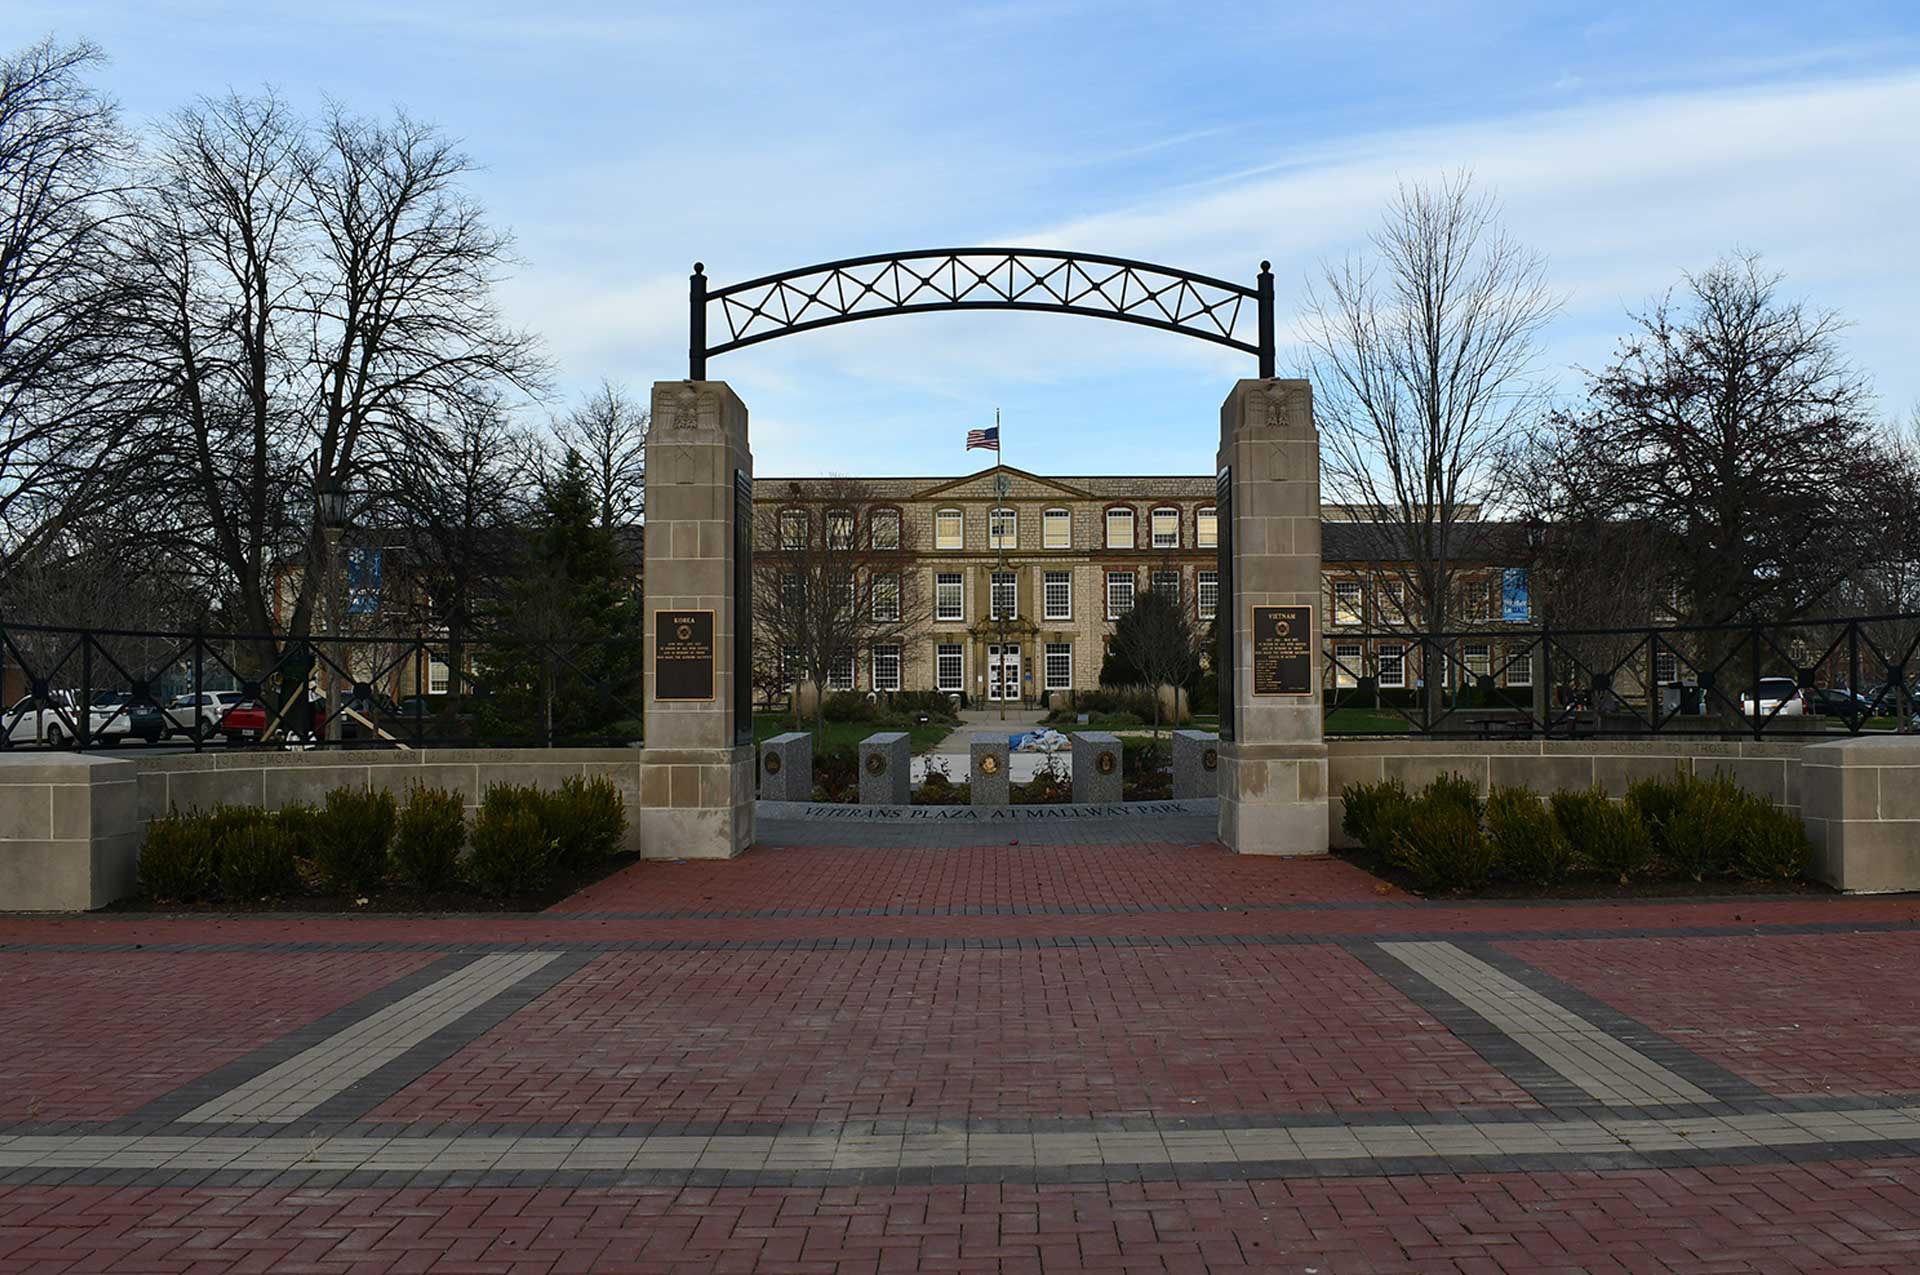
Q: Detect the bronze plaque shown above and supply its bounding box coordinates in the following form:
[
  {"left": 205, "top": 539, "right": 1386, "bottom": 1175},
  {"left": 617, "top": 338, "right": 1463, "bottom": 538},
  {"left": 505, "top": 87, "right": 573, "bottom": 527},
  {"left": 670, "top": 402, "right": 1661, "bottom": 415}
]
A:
[
  {"left": 654, "top": 610, "right": 716, "bottom": 701},
  {"left": 1251, "top": 605, "right": 1314, "bottom": 696}
]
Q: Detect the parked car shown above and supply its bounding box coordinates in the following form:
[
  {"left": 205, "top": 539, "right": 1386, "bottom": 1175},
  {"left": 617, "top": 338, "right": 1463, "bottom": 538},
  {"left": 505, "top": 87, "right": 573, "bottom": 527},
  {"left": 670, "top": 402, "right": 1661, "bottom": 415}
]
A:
[
  {"left": 1865, "top": 681, "right": 1919, "bottom": 717},
  {"left": 89, "top": 691, "right": 168, "bottom": 743},
  {"left": 217, "top": 695, "right": 327, "bottom": 743},
  {"left": 1806, "top": 687, "right": 1876, "bottom": 719},
  {"left": 3, "top": 691, "right": 130, "bottom": 747},
  {"left": 1739, "top": 677, "right": 1811, "bottom": 717},
  {"left": 164, "top": 690, "right": 241, "bottom": 741}
]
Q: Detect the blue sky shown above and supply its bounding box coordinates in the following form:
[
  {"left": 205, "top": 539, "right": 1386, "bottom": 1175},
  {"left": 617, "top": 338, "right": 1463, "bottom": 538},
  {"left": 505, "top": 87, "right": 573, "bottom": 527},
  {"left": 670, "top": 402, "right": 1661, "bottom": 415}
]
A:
[{"left": 8, "top": 1, "right": 1918, "bottom": 477}]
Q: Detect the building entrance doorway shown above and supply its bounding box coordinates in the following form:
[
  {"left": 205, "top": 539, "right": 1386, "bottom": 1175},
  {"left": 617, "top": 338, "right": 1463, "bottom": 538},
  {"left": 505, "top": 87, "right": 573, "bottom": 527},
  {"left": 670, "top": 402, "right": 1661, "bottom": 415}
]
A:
[{"left": 987, "top": 644, "right": 1022, "bottom": 703}]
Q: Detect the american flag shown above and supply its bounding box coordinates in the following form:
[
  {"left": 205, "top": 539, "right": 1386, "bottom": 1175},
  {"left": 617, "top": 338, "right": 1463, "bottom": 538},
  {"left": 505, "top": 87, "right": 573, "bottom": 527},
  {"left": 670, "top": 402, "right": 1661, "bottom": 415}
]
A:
[{"left": 965, "top": 425, "right": 1000, "bottom": 452}]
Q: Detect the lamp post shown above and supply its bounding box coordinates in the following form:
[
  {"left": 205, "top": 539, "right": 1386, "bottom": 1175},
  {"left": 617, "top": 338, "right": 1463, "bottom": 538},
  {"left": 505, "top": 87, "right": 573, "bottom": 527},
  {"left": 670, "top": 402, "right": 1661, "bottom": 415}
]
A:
[{"left": 316, "top": 473, "right": 351, "bottom": 744}]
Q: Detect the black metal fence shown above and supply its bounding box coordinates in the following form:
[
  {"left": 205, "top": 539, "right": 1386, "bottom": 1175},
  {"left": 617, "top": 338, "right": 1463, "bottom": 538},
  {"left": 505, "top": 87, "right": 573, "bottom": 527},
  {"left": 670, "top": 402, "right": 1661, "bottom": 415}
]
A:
[
  {"left": 1322, "top": 612, "right": 1920, "bottom": 739},
  {"left": 0, "top": 622, "right": 646, "bottom": 752}
]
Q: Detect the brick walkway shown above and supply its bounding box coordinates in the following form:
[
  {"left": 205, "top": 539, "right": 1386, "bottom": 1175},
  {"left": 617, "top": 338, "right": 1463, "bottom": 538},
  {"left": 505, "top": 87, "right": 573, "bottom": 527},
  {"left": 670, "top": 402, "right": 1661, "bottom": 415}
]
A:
[{"left": 9, "top": 826, "right": 1920, "bottom": 1270}]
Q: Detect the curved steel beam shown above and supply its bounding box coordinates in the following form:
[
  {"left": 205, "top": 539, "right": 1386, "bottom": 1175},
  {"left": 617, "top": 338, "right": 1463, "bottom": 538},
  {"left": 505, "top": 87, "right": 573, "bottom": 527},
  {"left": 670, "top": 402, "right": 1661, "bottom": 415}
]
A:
[{"left": 690, "top": 248, "right": 1275, "bottom": 378}]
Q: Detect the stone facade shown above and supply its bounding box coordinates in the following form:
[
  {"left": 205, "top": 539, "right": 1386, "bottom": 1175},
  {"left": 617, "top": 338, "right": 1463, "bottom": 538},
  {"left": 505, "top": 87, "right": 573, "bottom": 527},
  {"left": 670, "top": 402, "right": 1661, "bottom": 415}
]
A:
[
  {"left": 1073, "top": 731, "right": 1124, "bottom": 803},
  {"left": 859, "top": 732, "right": 911, "bottom": 804},
  {"left": 1804, "top": 738, "right": 1920, "bottom": 892},
  {"left": 758, "top": 732, "right": 812, "bottom": 802},
  {"left": 1172, "top": 730, "right": 1220, "bottom": 799}
]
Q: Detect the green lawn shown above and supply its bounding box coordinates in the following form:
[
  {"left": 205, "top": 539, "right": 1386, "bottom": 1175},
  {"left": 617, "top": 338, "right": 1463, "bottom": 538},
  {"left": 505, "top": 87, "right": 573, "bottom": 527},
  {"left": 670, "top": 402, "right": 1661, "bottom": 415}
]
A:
[
  {"left": 1324, "top": 707, "right": 1415, "bottom": 734},
  {"left": 752, "top": 716, "right": 951, "bottom": 754}
]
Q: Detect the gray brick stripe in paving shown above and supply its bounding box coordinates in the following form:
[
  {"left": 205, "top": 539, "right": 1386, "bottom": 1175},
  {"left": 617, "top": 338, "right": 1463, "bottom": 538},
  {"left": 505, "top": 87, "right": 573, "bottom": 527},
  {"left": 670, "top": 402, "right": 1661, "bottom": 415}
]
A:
[
  {"left": 177, "top": 952, "right": 564, "bottom": 1124},
  {"left": 5, "top": 1105, "right": 1920, "bottom": 1188},
  {"left": 1380, "top": 941, "right": 1715, "bottom": 1106}
]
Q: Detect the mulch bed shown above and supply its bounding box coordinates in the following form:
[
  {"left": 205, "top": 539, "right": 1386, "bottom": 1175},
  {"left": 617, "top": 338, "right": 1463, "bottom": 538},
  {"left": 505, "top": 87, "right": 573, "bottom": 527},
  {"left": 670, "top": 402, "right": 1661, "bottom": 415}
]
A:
[
  {"left": 101, "top": 852, "right": 642, "bottom": 914},
  {"left": 1335, "top": 844, "right": 1832, "bottom": 901}
]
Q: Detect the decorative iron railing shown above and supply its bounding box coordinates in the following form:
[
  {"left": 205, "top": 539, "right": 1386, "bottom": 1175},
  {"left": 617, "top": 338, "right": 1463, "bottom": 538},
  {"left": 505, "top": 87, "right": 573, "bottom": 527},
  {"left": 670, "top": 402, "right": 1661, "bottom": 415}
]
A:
[
  {"left": 0, "top": 622, "right": 646, "bottom": 752},
  {"left": 1321, "top": 612, "right": 1920, "bottom": 739}
]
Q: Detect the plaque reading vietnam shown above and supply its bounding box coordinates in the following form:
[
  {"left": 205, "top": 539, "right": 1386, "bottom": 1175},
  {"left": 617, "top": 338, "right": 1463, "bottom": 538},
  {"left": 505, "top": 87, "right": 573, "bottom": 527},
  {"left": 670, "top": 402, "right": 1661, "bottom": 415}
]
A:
[
  {"left": 1251, "top": 605, "right": 1313, "bottom": 696},
  {"left": 653, "top": 610, "right": 716, "bottom": 701}
]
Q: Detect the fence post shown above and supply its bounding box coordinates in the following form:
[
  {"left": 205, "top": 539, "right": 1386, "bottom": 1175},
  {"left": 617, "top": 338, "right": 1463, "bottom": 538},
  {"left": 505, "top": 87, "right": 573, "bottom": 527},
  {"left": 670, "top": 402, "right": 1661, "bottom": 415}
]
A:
[
  {"left": 1847, "top": 620, "right": 1861, "bottom": 735},
  {"left": 78, "top": 633, "right": 92, "bottom": 751},
  {"left": 1749, "top": 623, "right": 1763, "bottom": 740},
  {"left": 191, "top": 631, "right": 205, "bottom": 753}
]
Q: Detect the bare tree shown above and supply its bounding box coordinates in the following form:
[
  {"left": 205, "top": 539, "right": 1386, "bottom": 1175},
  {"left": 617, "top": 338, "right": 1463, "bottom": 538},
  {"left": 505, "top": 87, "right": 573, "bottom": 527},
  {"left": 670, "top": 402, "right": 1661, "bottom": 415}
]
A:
[
  {"left": 1303, "top": 173, "right": 1558, "bottom": 716},
  {"left": 554, "top": 381, "right": 646, "bottom": 534},
  {"left": 114, "top": 92, "right": 545, "bottom": 671},
  {"left": 1105, "top": 587, "right": 1201, "bottom": 754},
  {"left": 0, "top": 39, "right": 142, "bottom": 582},
  {"left": 1545, "top": 256, "right": 1876, "bottom": 629},
  {"left": 753, "top": 478, "right": 927, "bottom": 736}
]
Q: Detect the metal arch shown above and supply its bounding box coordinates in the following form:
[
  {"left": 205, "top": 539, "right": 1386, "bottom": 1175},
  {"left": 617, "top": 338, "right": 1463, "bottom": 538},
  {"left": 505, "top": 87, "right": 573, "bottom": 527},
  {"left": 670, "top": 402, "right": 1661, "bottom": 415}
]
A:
[{"left": 689, "top": 247, "right": 1276, "bottom": 378}]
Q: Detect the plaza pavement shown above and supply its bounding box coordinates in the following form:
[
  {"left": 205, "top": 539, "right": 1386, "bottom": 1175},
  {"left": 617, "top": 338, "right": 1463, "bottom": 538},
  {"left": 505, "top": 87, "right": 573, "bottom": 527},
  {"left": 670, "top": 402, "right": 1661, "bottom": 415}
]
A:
[{"left": 8, "top": 813, "right": 1920, "bottom": 1270}]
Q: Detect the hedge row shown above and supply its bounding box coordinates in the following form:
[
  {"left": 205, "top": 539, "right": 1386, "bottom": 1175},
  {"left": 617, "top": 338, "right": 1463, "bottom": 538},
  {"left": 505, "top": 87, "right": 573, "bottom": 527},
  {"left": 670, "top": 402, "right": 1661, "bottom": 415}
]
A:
[
  {"left": 1341, "top": 768, "right": 1810, "bottom": 895},
  {"left": 141, "top": 775, "right": 627, "bottom": 902}
]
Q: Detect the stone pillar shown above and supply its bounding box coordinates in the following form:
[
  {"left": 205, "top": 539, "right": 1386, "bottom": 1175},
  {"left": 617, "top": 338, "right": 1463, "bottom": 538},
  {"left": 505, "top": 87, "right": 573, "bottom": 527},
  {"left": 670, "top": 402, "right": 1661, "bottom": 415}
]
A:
[
  {"left": 1805, "top": 738, "right": 1920, "bottom": 892},
  {"left": 758, "top": 732, "right": 812, "bottom": 803},
  {"left": 970, "top": 738, "right": 1010, "bottom": 806},
  {"left": 638, "top": 381, "right": 755, "bottom": 859},
  {"left": 1172, "top": 730, "right": 1220, "bottom": 799},
  {"left": 0, "top": 754, "right": 141, "bottom": 911},
  {"left": 1073, "top": 731, "right": 1123, "bottom": 804},
  {"left": 860, "top": 732, "right": 911, "bottom": 804},
  {"left": 1216, "top": 378, "right": 1329, "bottom": 855}
]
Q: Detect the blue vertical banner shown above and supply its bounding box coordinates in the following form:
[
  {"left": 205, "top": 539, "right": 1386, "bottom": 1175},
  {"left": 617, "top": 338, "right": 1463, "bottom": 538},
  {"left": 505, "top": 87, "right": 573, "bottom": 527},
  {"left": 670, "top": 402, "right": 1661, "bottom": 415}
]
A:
[
  {"left": 346, "top": 548, "right": 382, "bottom": 616},
  {"left": 1501, "top": 568, "right": 1530, "bottom": 622}
]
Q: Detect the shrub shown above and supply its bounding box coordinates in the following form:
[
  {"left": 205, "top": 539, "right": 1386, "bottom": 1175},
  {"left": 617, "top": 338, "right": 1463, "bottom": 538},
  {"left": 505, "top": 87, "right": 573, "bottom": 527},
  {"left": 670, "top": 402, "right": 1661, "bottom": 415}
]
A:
[
  {"left": 393, "top": 785, "right": 466, "bottom": 889},
  {"left": 547, "top": 775, "right": 626, "bottom": 871},
  {"left": 1581, "top": 795, "right": 1654, "bottom": 883},
  {"left": 1624, "top": 769, "right": 1694, "bottom": 855},
  {"left": 1655, "top": 773, "right": 1745, "bottom": 880},
  {"left": 890, "top": 690, "right": 960, "bottom": 722},
  {"left": 274, "top": 802, "right": 322, "bottom": 861},
  {"left": 1486, "top": 787, "right": 1574, "bottom": 886},
  {"left": 1392, "top": 798, "right": 1498, "bottom": 894},
  {"left": 466, "top": 783, "right": 557, "bottom": 896},
  {"left": 813, "top": 746, "right": 858, "bottom": 802},
  {"left": 140, "top": 809, "right": 221, "bottom": 901},
  {"left": 1340, "top": 779, "right": 1414, "bottom": 857},
  {"left": 1732, "top": 803, "right": 1812, "bottom": 881},
  {"left": 822, "top": 691, "right": 879, "bottom": 722},
  {"left": 216, "top": 821, "right": 298, "bottom": 898},
  {"left": 1420, "top": 772, "right": 1483, "bottom": 819},
  {"left": 311, "top": 786, "right": 397, "bottom": 893},
  {"left": 1549, "top": 787, "right": 1610, "bottom": 849}
]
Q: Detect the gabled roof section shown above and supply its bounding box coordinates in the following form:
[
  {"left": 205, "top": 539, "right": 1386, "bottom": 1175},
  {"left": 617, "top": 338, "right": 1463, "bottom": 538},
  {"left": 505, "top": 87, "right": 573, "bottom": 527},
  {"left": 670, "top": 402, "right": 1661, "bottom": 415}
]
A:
[{"left": 915, "top": 466, "right": 1097, "bottom": 501}]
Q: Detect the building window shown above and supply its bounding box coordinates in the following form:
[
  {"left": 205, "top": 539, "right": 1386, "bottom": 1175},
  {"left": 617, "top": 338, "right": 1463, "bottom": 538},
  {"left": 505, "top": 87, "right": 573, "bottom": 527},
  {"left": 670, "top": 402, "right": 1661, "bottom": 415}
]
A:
[
  {"left": 1381, "top": 579, "right": 1406, "bottom": 624},
  {"left": 780, "top": 571, "right": 803, "bottom": 611},
  {"left": 870, "top": 508, "right": 900, "bottom": 550},
  {"left": 1150, "top": 506, "right": 1180, "bottom": 549},
  {"left": 1151, "top": 569, "right": 1180, "bottom": 604},
  {"left": 872, "top": 572, "right": 900, "bottom": 622},
  {"left": 826, "top": 508, "right": 854, "bottom": 550},
  {"left": 1044, "top": 642, "right": 1072, "bottom": 691},
  {"left": 781, "top": 646, "right": 802, "bottom": 689},
  {"left": 872, "top": 644, "right": 901, "bottom": 692},
  {"left": 990, "top": 570, "right": 1017, "bottom": 620},
  {"left": 427, "top": 658, "right": 450, "bottom": 695},
  {"left": 1043, "top": 508, "right": 1071, "bottom": 549},
  {"left": 1332, "top": 580, "right": 1364, "bottom": 625},
  {"left": 1106, "top": 571, "right": 1135, "bottom": 618},
  {"left": 990, "top": 507, "right": 1017, "bottom": 550},
  {"left": 1464, "top": 642, "right": 1491, "bottom": 679},
  {"left": 779, "top": 509, "right": 808, "bottom": 550},
  {"left": 935, "top": 508, "right": 964, "bottom": 550},
  {"left": 827, "top": 651, "right": 855, "bottom": 691},
  {"left": 1379, "top": 644, "right": 1405, "bottom": 689},
  {"left": 1197, "top": 506, "right": 1217, "bottom": 549},
  {"left": 1105, "top": 507, "right": 1134, "bottom": 550},
  {"left": 1654, "top": 650, "right": 1678, "bottom": 685},
  {"left": 1043, "top": 570, "right": 1072, "bottom": 621},
  {"left": 936, "top": 642, "right": 963, "bottom": 693},
  {"left": 935, "top": 572, "right": 964, "bottom": 622},
  {"left": 1333, "top": 642, "right": 1362, "bottom": 689},
  {"left": 1197, "top": 570, "right": 1218, "bottom": 621},
  {"left": 1508, "top": 649, "right": 1533, "bottom": 688}
]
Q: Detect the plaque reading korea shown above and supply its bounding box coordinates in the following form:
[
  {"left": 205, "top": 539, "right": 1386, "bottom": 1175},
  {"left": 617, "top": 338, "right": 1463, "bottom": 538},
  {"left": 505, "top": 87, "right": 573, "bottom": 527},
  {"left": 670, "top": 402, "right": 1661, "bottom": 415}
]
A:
[
  {"left": 1251, "top": 605, "right": 1313, "bottom": 696},
  {"left": 653, "top": 610, "right": 716, "bottom": 701}
]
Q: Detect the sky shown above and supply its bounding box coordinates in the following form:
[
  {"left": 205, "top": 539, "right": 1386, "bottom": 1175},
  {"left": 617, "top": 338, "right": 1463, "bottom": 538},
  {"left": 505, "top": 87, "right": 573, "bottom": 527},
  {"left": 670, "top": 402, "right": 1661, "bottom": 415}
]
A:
[{"left": 7, "top": 1, "right": 1918, "bottom": 478}]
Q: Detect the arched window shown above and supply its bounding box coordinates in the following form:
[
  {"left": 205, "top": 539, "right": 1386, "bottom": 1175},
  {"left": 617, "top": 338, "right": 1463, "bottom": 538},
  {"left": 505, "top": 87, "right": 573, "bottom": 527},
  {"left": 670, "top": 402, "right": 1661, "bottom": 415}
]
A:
[
  {"left": 934, "top": 508, "right": 964, "bottom": 550},
  {"left": 1042, "top": 507, "right": 1072, "bottom": 549},
  {"left": 989, "top": 507, "right": 1018, "bottom": 550},
  {"left": 1104, "top": 506, "right": 1135, "bottom": 550},
  {"left": 826, "top": 508, "right": 854, "bottom": 550},
  {"left": 778, "top": 508, "right": 808, "bottom": 550},
  {"left": 870, "top": 507, "right": 901, "bottom": 550},
  {"left": 1150, "top": 506, "right": 1180, "bottom": 549},
  {"left": 1196, "top": 506, "right": 1218, "bottom": 549}
]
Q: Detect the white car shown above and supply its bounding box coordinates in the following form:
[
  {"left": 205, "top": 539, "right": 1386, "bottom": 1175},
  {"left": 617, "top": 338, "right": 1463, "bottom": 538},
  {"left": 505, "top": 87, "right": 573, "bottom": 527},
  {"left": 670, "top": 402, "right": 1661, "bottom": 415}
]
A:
[
  {"left": 1740, "top": 677, "right": 1810, "bottom": 717},
  {"left": 3, "top": 691, "right": 128, "bottom": 747},
  {"left": 164, "top": 690, "right": 241, "bottom": 741}
]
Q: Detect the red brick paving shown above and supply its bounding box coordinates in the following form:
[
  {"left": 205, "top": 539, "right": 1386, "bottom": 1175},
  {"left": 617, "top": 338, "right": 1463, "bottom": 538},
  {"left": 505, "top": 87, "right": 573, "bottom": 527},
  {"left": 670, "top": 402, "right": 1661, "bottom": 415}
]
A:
[
  {"left": 0, "top": 951, "right": 435, "bottom": 1119},
  {"left": 8, "top": 1161, "right": 1920, "bottom": 1273},
  {"left": 1509, "top": 932, "right": 1920, "bottom": 1099},
  {"left": 553, "top": 844, "right": 1405, "bottom": 913},
  {"left": 369, "top": 945, "right": 1530, "bottom": 1125}
]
